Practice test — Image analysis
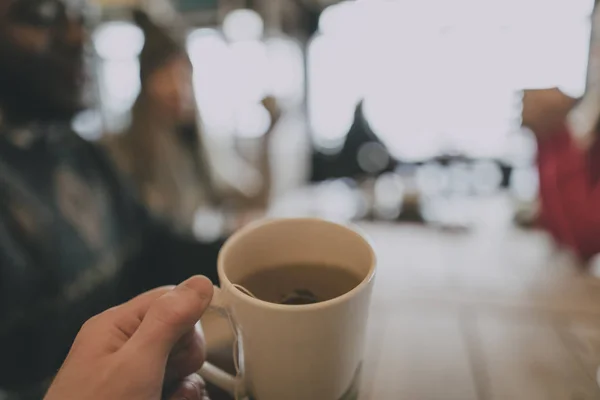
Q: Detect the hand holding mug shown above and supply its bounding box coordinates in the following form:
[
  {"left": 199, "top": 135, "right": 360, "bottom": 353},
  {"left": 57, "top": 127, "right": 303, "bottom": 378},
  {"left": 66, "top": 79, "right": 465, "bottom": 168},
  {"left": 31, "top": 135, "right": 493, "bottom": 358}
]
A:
[{"left": 44, "top": 276, "right": 214, "bottom": 400}]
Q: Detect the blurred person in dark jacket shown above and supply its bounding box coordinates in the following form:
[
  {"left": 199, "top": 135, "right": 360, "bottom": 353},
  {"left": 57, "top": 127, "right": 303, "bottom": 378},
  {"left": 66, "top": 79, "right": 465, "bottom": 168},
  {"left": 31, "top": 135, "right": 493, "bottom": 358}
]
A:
[
  {"left": 104, "top": 10, "right": 278, "bottom": 234},
  {"left": 0, "top": 1, "right": 222, "bottom": 398}
]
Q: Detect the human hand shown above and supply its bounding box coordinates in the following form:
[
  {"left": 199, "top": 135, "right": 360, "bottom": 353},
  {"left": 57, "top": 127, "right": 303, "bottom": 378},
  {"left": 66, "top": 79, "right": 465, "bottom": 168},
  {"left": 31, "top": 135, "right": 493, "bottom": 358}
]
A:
[
  {"left": 521, "top": 88, "right": 578, "bottom": 141},
  {"left": 261, "top": 96, "right": 281, "bottom": 132},
  {"left": 44, "top": 276, "right": 214, "bottom": 400}
]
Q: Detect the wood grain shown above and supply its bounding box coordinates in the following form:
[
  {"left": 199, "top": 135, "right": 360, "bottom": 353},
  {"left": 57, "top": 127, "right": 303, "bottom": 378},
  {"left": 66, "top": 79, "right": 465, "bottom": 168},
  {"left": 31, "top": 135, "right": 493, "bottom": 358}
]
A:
[
  {"left": 470, "top": 314, "right": 600, "bottom": 400},
  {"left": 364, "top": 309, "right": 478, "bottom": 400}
]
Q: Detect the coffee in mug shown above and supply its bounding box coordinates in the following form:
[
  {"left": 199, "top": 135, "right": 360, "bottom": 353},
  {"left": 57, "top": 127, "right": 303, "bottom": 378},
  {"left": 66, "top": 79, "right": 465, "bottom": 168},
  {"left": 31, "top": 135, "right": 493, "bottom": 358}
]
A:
[{"left": 236, "top": 263, "right": 363, "bottom": 305}]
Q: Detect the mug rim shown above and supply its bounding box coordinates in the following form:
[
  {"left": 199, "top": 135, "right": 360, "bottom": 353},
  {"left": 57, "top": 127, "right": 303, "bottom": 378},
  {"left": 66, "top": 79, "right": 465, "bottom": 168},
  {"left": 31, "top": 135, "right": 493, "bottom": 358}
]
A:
[{"left": 217, "top": 217, "right": 377, "bottom": 312}]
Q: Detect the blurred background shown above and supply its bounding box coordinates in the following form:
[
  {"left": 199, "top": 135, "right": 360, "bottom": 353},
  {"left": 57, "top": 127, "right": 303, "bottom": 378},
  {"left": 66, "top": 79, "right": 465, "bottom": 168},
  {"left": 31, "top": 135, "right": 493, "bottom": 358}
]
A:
[
  {"left": 83, "top": 3, "right": 600, "bottom": 397},
  {"left": 79, "top": 0, "right": 598, "bottom": 232},
  {"left": 9, "top": 0, "right": 600, "bottom": 398}
]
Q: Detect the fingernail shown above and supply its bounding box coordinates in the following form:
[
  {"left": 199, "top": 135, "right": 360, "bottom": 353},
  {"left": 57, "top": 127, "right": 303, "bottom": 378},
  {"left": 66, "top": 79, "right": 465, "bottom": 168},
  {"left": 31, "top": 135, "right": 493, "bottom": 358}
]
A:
[{"left": 182, "top": 276, "right": 214, "bottom": 302}]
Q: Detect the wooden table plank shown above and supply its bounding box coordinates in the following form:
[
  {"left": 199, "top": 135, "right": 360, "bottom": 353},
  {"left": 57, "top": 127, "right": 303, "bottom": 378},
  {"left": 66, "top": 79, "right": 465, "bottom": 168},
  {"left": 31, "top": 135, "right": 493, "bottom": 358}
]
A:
[
  {"left": 364, "top": 309, "right": 478, "bottom": 400},
  {"left": 471, "top": 314, "right": 600, "bottom": 400},
  {"left": 359, "top": 308, "right": 390, "bottom": 399},
  {"left": 559, "top": 318, "right": 600, "bottom": 382},
  {"left": 202, "top": 204, "right": 600, "bottom": 399}
]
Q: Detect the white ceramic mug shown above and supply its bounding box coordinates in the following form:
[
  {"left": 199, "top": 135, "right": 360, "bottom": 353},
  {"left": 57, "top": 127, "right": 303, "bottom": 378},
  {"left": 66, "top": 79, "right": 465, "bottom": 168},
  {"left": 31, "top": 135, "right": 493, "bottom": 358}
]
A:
[{"left": 198, "top": 218, "right": 376, "bottom": 400}]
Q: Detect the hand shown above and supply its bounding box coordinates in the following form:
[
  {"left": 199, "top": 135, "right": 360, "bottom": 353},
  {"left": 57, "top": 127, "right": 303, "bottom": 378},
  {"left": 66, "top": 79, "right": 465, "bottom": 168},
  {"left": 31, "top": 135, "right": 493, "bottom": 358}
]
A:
[
  {"left": 44, "top": 276, "right": 214, "bottom": 400},
  {"left": 261, "top": 96, "right": 281, "bottom": 133},
  {"left": 521, "top": 88, "right": 578, "bottom": 141}
]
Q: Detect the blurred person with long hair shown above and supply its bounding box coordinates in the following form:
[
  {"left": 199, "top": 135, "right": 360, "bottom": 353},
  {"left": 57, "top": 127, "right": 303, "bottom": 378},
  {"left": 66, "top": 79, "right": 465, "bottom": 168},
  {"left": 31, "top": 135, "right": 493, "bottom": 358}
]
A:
[{"left": 104, "top": 10, "right": 278, "bottom": 234}]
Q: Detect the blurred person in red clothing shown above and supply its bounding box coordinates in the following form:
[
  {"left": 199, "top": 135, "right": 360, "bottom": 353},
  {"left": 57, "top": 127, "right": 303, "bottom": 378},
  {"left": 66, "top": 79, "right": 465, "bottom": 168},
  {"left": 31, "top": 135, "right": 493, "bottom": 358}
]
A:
[{"left": 522, "top": 88, "right": 600, "bottom": 261}]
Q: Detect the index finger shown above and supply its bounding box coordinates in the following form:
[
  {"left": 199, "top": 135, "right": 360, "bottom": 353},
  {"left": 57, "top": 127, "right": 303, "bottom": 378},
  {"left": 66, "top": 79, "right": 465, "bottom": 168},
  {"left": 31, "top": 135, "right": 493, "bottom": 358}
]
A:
[{"left": 104, "top": 286, "right": 176, "bottom": 340}]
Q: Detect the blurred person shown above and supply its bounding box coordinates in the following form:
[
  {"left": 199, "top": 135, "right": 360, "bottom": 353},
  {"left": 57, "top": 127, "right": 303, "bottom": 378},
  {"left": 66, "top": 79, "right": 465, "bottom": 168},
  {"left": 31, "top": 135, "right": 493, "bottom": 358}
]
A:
[
  {"left": 104, "top": 10, "right": 279, "bottom": 234},
  {"left": 0, "top": 1, "right": 224, "bottom": 398},
  {"left": 522, "top": 88, "right": 600, "bottom": 261},
  {"left": 310, "top": 101, "right": 430, "bottom": 223},
  {"left": 311, "top": 100, "right": 397, "bottom": 182}
]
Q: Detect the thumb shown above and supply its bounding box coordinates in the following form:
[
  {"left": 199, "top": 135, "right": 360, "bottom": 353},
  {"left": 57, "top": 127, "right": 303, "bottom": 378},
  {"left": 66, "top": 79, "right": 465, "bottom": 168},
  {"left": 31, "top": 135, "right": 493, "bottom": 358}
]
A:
[{"left": 129, "top": 275, "right": 214, "bottom": 358}]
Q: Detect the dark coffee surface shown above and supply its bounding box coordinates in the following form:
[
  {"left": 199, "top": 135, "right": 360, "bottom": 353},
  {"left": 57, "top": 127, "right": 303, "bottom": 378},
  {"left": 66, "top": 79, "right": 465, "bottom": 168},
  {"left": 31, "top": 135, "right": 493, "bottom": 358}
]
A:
[{"left": 236, "top": 264, "right": 363, "bottom": 305}]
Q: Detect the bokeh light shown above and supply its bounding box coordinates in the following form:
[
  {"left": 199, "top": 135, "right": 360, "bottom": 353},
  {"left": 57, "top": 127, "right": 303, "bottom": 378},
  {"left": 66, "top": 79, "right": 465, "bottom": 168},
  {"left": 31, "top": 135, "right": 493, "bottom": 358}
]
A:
[
  {"left": 223, "top": 9, "right": 264, "bottom": 42},
  {"left": 188, "top": 27, "right": 303, "bottom": 138},
  {"left": 93, "top": 21, "right": 144, "bottom": 60},
  {"left": 308, "top": 0, "right": 593, "bottom": 160},
  {"left": 235, "top": 103, "right": 271, "bottom": 138},
  {"left": 93, "top": 21, "right": 144, "bottom": 132}
]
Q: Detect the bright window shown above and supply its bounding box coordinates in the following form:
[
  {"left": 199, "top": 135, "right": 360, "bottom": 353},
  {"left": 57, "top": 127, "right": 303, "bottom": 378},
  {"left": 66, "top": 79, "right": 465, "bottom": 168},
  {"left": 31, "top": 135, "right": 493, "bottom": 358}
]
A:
[{"left": 308, "top": 0, "right": 595, "bottom": 161}]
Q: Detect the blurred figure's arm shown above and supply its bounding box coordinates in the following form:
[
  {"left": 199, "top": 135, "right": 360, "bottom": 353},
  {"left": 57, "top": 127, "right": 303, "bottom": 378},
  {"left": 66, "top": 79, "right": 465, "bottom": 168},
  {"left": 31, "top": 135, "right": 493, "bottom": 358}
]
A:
[
  {"left": 0, "top": 243, "right": 48, "bottom": 392},
  {"left": 123, "top": 216, "right": 222, "bottom": 294},
  {"left": 521, "top": 88, "right": 600, "bottom": 259},
  {"left": 87, "top": 142, "right": 223, "bottom": 295},
  {"left": 536, "top": 126, "right": 600, "bottom": 260},
  {"left": 204, "top": 96, "right": 280, "bottom": 210},
  {"left": 112, "top": 183, "right": 222, "bottom": 297}
]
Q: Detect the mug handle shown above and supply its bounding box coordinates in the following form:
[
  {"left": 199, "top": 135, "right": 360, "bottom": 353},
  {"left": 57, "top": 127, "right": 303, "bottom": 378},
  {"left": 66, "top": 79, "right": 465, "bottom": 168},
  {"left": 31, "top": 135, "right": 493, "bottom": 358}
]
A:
[{"left": 198, "top": 286, "right": 247, "bottom": 399}]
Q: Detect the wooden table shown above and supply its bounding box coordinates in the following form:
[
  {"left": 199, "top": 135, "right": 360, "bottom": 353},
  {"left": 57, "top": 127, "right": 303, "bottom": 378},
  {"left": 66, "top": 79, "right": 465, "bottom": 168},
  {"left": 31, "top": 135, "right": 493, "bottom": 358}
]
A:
[{"left": 203, "top": 196, "right": 600, "bottom": 399}]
